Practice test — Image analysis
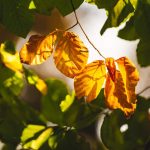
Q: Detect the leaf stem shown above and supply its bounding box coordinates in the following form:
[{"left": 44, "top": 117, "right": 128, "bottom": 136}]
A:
[
  {"left": 69, "top": 0, "right": 106, "bottom": 59},
  {"left": 137, "top": 86, "right": 150, "bottom": 96}
]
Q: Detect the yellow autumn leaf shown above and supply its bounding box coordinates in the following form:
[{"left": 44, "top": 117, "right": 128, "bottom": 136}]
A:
[
  {"left": 0, "top": 43, "right": 22, "bottom": 72},
  {"left": 19, "top": 31, "right": 57, "bottom": 65},
  {"left": 105, "top": 71, "right": 136, "bottom": 117},
  {"left": 116, "top": 57, "right": 139, "bottom": 103},
  {"left": 74, "top": 60, "right": 106, "bottom": 102},
  {"left": 36, "top": 79, "right": 47, "bottom": 95},
  {"left": 104, "top": 57, "right": 139, "bottom": 117},
  {"left": 54, "top": 31, "right": 88, "bottom": 78},
  {"left": 105, "top": 57, "right": 116, "bottom": 81}
]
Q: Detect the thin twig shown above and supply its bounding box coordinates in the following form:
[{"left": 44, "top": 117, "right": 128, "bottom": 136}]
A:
[
  {"left": 70, "top": 0, "right": 106, "bottom": 59},
  {"left": 137, "top": 86, "right": 150, "bottom": 96},
  {"left": 65, "top": 22, "right": 78, "bottom": 31}
]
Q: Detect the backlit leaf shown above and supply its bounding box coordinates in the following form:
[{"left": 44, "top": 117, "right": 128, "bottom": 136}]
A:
[
  {"left": 105, "top": 57, "right": 139, "bottom": 117},
  {"left": 105, "top": 71, "right": 136, "bottom": 117},
  {"left": 21, "top": 124, "right": 53, "bottom": 149},
  {"left": 24, "top": 68, "right": 47, "bottom": 95},
  {"left": 116, "top": 57, "right": 139, "bottom": 104},
  {"left": 0, "top": 43, "right": 22, "bottom": 73},
  {"left": 60, "top": 91, "right": 75, "bottom": 112},
  {"left": 54, "top": 31, "right": 88, "bottom": 78},
  {"left": 74, "top": 60, "right": 106, "bottom": 102},
  {"left": 100, "top": 0, "right": 136, "bottom": 34},
  {"left": 20, "top": 31, "right": 57, "bottom": 65}
]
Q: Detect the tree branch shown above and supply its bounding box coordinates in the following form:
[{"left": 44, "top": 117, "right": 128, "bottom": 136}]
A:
[
  {"left": 137, "top": 86, "right": 150, "bottom": 96},
  {"left": 68, "top": 0, "right": 105, "bottom": 59}
]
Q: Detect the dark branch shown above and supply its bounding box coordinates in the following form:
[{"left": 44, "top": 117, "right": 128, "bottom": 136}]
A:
[
  {"left": 137, "top": 86, "right": 150, "bottom": 96},
  {"left": 69, "top": 0, "right": 106, "bottom": 59}
]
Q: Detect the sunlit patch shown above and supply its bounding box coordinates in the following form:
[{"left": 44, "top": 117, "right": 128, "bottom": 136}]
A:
[{"left": 120, "top": 124, "right": 128, "bottom": 133}]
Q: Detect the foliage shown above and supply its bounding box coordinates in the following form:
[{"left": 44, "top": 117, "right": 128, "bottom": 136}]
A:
[
  {"left": 101, "top": 96, "right": 150, "bottom": 150},
  {"left": 1, "top": 0, "right": 150, "bottom": 66},
  {"left": 0, "top": 0, "right": 83, "bottom": 37},
  {"left": 86, "top": 0, "right": 150, "bottom": 67},
  {"left": 0, "top": 0, "right": 150, "bottom": 150},
  {"left": 19, "top": 29, "right": 139, "bottom": 117}
]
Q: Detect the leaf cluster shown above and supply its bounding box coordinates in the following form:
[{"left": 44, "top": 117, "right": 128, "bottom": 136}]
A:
[
  {"left": 86, "top": 0, "right": 150, "bottom": 66},
  {"left": 0, "top": 41, "right": 104, "bottom": 150},
  {"left": 0, "top": 0, "right": 83, "bottom": 37}
]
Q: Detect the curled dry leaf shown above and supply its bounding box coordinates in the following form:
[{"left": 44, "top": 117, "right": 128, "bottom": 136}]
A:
[
  {"left": 74, "top": 60, "right": 106, "bottom": 102},
  {"left": 74, "top": 57, "right": 139, "bottom": 117},
  {"left": 105, "top": 57, "right": 139, "bottom": 117},
  {"left": 54, "top": 31, "right": 88, "bottom": 78},
  {"left": 20, "top": 31, "right": 57, "bottom": 65}
]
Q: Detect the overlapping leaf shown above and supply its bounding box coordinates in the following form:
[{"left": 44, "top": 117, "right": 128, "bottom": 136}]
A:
[
  {"left": 86, "top": 0, "right": 137, "bottom": 34},
  {"left": 21, "top": 124, "right": 53, "bottom": 149},
  {"left": 0, "top": 43, "right": 22, "bottom": 73},
  {"left": 100, "top": 0, "right": 136, "bottom": 34},
  {"left": 74, "top": 57, "right": 139, "bottom": 117},
  {"left": 105, "top": 57, "right": 139, "bottom": 117},
  {"left": 101, "top": 96, "right": 150, "bottom": 150},
  {"left": 54, "top": 31, "right": 88, "bottom": 78},
  {"left": 24, "top": 69, "right": 47, "bottom": 95},
  {"left": 20, "top": 31, "right": 57, "bottom": 65},
  {"left": 20, "top": 30, "right": 88, "bottom": 78},
  {"left": 118, "top": 1, "right": 150, "bottom": 66},
  {"left": 74, "top": 60, "right": 106, "bottom": 102}
]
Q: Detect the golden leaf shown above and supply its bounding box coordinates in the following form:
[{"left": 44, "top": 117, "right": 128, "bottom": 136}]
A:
[
  {"left": 0, "top": 43, "right": 22, "bottom": 72},
  {"left": 105, "top": 71, "right": 136, "bottom": 117},
  {"left": 20, "top": 31, "right": 57, "bottom": 65},
  {"left": 104, "top": 57, "right": 139, "bottom": 117},
  {"left": 54, "top": 31, "right": 88, "bottom": 78},
  {"left": 74, "top": 60, "right": 106, "bottom": 102},
  {"left": 116, "top": 57, "right": 139, "bottom": 103},
  {"left": 105, "top": 57, "right": 116, "bottom": 81}
]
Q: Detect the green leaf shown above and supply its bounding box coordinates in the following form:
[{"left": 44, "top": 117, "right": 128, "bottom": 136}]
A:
[
  {"left": 101, "top": 96, "right": 150, "bottom": 150},
  {"left": 0, "top": 100, "right": 25, "bottom": 146},
  {"left": 3, "top": 41, "right": 16, "bottom": 55},
  {"left": 100, "top": 0, "right": 135, "bottom": 34},
  {"left": 64, "top": 89, "right": 105, "bottom": 129},
  {"left": 134, "top": 1, "right": 150, "bottom": 42},
  {"left": 60, "top": 91, "right": 75, "bottom": 112},
  {"left": 48, "top": 129, "right": 90, "bottom": 150},
  {"left": 85, "top": 0, "right": 95, "bottom": 4},
  {"left": 118, "top": 16, "right": 139, "bottom": 40},
  {"left": 33, "top": 0, "right": 54, "bottom": 15},
  {"left": 136, "top": 40, "right": 150, "bottom": 67},
  {"left": 94, "top": 0, "right": 118, "bottom": 10},
  {"left": 42, "top": 80, "right": 104, "bottom": 129},
  {"left": 0, "top": 64, "right": 23, "bottom": 96},
  {"left": 53, "top": 0, "right": 84, "bottom": 16},
  {"left": 42, "top": 79, "right": 68, "bottom": 125},
  {"left": 0, "top": 0, "right": 34, "bottom": 37},
  {"left": 21, "top": 125, "right": 46, "bottom": 143},
  {"left": 21, "top": 124, "right": 53, "bottom": 149},
  {"left": 0, "top": 96, "right": 45, "bottom": 145},
  {"left": 3, "top": 72, "right": 24, "bottom": 96}
]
